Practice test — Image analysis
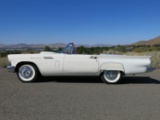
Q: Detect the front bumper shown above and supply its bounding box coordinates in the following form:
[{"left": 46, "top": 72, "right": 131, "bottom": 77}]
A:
[{"left": 7, "top": 65, "right": 15, "bottom": 72}]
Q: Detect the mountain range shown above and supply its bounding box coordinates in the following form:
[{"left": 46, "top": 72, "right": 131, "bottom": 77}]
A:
[
  {"left": 0, "top": 36, "right": 160, "bottom": 49},
  {"left": 0, "top": 43, "right": 67, "bottom": 49},
  {"left": 0, "top": 43, "right": 112, "bottom": 49},
  {"left": 133, "top": 36, "right": 160, "bottom": 45}
]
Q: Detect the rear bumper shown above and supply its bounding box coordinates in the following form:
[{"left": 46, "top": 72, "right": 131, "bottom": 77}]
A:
[
  {"left": 146, "top": 67, "right": 155, "bottom": 73},
  {"left": 7, "top": 65, "right": 15, "bottom": 72}
]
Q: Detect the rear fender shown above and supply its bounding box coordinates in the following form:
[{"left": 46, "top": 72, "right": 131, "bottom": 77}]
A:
[{"left": 100, "top": 63, "right": 125, "bottom": 73}]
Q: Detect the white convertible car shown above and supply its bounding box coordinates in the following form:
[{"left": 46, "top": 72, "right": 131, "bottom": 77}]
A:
[{"left": 7, "top": 43, "right": 153, "bottom": 84}]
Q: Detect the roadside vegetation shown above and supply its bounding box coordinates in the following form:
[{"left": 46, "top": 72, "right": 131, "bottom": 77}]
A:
[
  {"left": 0, "top": 57, "right": 9, "bottom": 68},
  {"left": 1, "top": 44, "right": 160, "bottom": 69},
  {"left": 0, "top": 50, "right": 35, "bottom": 67}
]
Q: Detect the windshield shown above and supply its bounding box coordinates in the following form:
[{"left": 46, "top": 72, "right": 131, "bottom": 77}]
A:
[{"left": 60, "top": 43, "right": 75, "bottom": 54}]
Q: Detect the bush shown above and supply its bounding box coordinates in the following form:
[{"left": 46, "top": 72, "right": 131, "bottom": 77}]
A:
[
  {"left": 133, "top": 46, "right": 159, "bottom": 52},
  {"left": 151, "top": 56, "right": 159, "bottom": 69}
]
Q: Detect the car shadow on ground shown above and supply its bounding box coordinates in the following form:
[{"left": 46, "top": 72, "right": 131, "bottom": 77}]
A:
[
  {"left": 121, "top": 76, "right": 160, "bottom": 84},
  {"left": 38, "top": 76, "right": 160, "bottom": 84},
  {"left": 39, "top": 76, "right": 102, "bottom": 83}
]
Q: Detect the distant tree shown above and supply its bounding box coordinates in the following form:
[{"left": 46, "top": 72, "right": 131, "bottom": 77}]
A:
[
  {"left": 0, "top": 50, "right": 22, "bottom": 57},
  {"left": 114, "top": 45, "right": 126, "bottom": 53},
  {"left": 133, "top": 46, "right": 159, "bottom": 52},
  {"left": 76, "top": 46, "right": 108, "bottom": 54},
  {"left": 58, "top": 47, "right": 63, "bottom": 52},
  {"left": 76, "top": 46, "right": 86, "bottom": 54},
  {"left": 44, "top": 46, "right": 52, "bottom": 51}
]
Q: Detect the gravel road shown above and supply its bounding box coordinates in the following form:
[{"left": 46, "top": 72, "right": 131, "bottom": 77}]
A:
[{"left": 0, "top": 68, "right": 160, "bottom": 120}]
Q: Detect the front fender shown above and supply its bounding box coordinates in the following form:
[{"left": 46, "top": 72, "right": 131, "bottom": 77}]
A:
[{"left": 100, "top": 63, "right": 125, "bottom": 73}]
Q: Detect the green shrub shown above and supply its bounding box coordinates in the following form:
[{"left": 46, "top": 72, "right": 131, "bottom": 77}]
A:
[
  {"left": 150, "top": 56, "right": 159, "bottom": 69},
  {"left": 133, "top": 46, "right": 159, "bottom": 52}
]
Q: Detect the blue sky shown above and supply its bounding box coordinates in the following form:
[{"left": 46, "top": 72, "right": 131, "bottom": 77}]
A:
[{"left": 0, "top": 0, "right": 160, "bottom": 45}]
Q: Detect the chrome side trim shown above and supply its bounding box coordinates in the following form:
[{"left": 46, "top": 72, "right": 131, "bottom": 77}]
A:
[
  {"left": 7, "top": 66, "right": 15, "bottom": 72},
  {"left": 43, "top": 56, "right": 54, "bottom": 59}
]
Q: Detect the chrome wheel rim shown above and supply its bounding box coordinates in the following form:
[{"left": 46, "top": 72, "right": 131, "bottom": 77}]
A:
[
  {"left": 104, "top": 71, "right": 118, "bottom": 80},
  {"left": 19, "top": 66, "right": 33, "bottom": 79}
]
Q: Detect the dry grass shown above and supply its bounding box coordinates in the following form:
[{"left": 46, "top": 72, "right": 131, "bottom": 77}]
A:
[{"left": 0, "top": 57, "right": 9, "bottom": 67}]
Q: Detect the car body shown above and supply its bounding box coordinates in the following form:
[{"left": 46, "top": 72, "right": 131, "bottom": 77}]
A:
[{"left": 7, "top": 43, "right": 153, "bottom": 84}]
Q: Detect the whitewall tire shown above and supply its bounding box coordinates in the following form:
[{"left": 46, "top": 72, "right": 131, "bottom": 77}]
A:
[
  {"left": 101, "top": 71, "right": 121, "bottom": 84},
  {"left": 17, "top": 64, "right": 39, "bottom": 82}
]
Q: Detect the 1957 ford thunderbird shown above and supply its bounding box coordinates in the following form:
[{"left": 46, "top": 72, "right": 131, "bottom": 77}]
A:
[{"left": 7, "top": 43, "right": 153, "bottom": 84}]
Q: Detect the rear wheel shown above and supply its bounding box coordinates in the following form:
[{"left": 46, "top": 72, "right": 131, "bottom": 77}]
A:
[
  {"left": 101, "top": 71, "right": 121, "bottom": 84},
  {"left": 17, "top": 64, "right": 39, "bottom": 83}
]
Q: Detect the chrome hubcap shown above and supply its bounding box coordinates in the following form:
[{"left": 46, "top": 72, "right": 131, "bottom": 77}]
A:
[
  {"left": 105, "top": 71, "right": 118, "bottom": 80},
  {"left": 19, "top": 66, "right": 33, "bottom": 79}
]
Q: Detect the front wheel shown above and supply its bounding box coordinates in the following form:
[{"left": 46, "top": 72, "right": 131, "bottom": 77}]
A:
[
  {"left": 17, "top": 64, "right": 39, "bottom": 83},
  {"left": 101, "top": 71, "right": 122, "bottom": 84}
]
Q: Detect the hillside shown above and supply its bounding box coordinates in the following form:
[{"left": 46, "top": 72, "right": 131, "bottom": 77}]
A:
[{"left": 134, "top": 36, "right": 160, "bottom": 45}]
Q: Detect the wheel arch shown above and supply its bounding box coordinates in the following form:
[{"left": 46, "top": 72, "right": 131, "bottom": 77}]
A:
[
  {"left": 100, "top": 63, "right": 125, "bottom": 74},
  {"left": 15, "top": 62, "right": 41, "bottom": 75},
  {"left": 100, "top": 70, "right": 125, "bottom": 77}
]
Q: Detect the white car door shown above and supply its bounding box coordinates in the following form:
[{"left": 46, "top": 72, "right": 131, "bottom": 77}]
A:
[
  {"left": 37, "top": 54, "right": 65, "bottom": 76},
  {"left": 63, "top": 54, "right": 99, "bottom": 74}
]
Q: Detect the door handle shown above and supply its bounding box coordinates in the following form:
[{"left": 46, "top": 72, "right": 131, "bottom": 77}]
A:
[{"left": 90, "top": 56, "right": 97, "bottom": 59}]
